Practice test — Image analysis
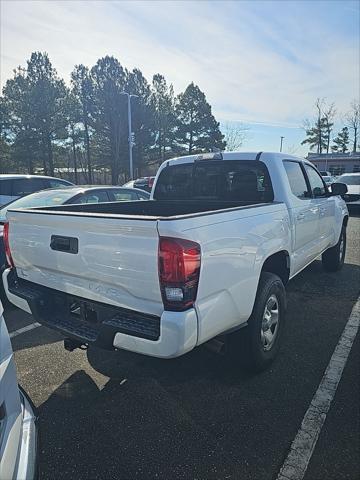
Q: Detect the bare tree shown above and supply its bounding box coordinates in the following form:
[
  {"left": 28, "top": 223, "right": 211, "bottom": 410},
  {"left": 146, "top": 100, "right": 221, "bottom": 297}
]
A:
[
  {"left": 223, "top": 122, "right": 249, "bottom": 151},
  {"left": 345, "top": 100, "right": 360, "bottom": 152},
  {"left": 286, "top": 144, "right": 300, "bottom": 155},
  {"left": 322, "top": 103, "right": 336, "bottom": 154}
]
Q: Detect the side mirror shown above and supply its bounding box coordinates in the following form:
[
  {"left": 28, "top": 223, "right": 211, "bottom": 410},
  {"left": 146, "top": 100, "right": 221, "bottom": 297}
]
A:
[{"left": 330, "top": 182, "right": 348, "bottom": 196}]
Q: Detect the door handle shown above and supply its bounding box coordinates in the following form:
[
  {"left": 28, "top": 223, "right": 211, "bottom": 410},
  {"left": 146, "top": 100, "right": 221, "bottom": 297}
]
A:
[
  {"left": 297, "top": 213, "right": 305, "bottom": 220},
  {"left": 50, "top": 235, "right": 79, "bottom": 254}
]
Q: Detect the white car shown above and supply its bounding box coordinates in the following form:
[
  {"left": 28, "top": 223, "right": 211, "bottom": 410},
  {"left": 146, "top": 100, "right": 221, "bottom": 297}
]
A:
[
  {"left": 0, "top": 304, "right": 38, "bottom": 479},
  {"left": 3, "top": 152, "right": 349, "bottom": 372},
  {"left": 336, "top": 173, "right": 360, "bottom": 208}
]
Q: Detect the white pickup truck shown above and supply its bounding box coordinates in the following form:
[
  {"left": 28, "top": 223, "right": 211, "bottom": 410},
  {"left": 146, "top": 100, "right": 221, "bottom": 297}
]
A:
[{"left": 3, "top": 152, "right": 349, "bottom": 371}]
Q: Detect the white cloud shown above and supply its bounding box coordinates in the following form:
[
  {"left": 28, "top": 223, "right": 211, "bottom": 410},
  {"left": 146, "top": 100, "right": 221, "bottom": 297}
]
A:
[{"left": 1, "top": 0, "right": 358, "bottom": 127}]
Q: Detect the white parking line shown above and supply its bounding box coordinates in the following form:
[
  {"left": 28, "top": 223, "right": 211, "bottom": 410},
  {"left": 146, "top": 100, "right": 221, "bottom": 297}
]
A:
[
  {"left": 277, "top": 297, "right": 360, "bottom": 480},
  {"left": 9, "top": 322, "right": 41, "bottom": 338}
]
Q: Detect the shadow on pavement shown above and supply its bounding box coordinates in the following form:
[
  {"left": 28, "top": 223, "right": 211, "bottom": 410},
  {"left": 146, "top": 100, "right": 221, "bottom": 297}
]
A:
[
  {"left": 37, "top": 259, "right": 360, "bottom": 480},
  {"left": 38, "top": 369, "right": 238, "bottom": 480}
]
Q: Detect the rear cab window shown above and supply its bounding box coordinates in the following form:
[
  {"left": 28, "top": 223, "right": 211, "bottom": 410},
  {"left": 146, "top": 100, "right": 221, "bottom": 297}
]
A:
[{"left": 153, "top": 160, "right": 274, "bottom": 203}]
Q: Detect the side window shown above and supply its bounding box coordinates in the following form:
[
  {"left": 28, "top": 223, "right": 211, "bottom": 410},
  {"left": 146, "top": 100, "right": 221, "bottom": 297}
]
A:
[
  {"left": 12, "top": 178, "right": 46, "bottom": 196},
  {"left": 136, "top": 191, "right": 150, "bottom": 200},
  {"left": 0, "top": 180, "right": 12, "bottom": 196},
  {"left": 46, "top": 179, "right": 71, "bottom": 188},
  {"left": 77, "top": 191, "right": 110, "bottom": 204},
  {"left": 111, "top": 190, "right": 138, "bottom": 201},
  {"left": 283, "top": 161, "right": 310, "bottom": 199},
  {"left": 304, "top": 165, "right": 327, "bottom": 197}
]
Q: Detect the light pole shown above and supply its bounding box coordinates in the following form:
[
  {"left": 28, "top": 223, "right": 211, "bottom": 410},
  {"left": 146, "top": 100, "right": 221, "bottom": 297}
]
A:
[
  {"left": 280, "top": 136, "right": 285, "bottom": 152},
  {"left": 120, "top": 92, "right": 138, "bottom": 180}
]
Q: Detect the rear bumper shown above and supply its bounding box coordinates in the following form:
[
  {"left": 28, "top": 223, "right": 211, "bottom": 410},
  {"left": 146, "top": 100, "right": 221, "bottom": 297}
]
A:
[{"left": 3, "top": 269, "right": 198, "bottom": 358}]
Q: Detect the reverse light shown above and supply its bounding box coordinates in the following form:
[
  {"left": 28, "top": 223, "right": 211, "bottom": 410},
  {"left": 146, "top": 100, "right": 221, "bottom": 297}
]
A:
[
  {"left": 158, "top": 237, "right": 201, "bottom": 311},
  {"left": 3, "top": 222, "right": 14, "bottom": 268}
]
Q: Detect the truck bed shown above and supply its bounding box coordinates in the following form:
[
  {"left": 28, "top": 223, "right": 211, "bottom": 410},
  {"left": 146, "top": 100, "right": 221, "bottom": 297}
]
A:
[{"left": 28, "top": 199, "right": 271, "bottom": 218}]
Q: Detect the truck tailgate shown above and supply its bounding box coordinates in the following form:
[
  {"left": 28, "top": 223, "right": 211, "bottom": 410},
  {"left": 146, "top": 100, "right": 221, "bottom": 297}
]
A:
[{"left": 7, "top": 210, "right": 163, "bottom": 316}]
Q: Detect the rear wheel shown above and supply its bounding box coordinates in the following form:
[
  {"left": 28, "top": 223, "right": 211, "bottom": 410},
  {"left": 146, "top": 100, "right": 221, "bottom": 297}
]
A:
[
  {"left": 322, "top": 227, "right": 346, "bottom": 272},
  {"left": 228, "top": 272, "right": 286, "bottom": 372}
]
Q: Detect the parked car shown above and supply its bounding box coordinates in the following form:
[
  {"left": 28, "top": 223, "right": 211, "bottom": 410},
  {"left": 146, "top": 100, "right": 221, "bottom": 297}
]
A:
[
  {"left": 322, "top": 175, "right": 336, "bottom": 186},
  {"left": 0, "top": 174, "right": 74, "bottom": 206},
  {"left": 123, "top": 176, "right": 155, "bottom": 193},
  {"left": 319, "top": 170, "right": 331, "bottom": 177},
  {"left": 335, "top": 173, "right": 360, "bottom": 210},
  {"left": 0, "top": 303, "right": 38, "bottom": 480},
  {"left": 0, "top": 185, "right": 150, "bottom": 273},
  {"left": 3, "top": 152, "right": 348, "bottom": 372}
]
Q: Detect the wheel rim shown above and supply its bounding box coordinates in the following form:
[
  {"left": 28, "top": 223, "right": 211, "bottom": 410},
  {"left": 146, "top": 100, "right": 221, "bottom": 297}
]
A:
[
  {"left": 339, "top": 234, "right": 344, "bottom": 261},
  {"left": 261, "top": 294, "right": 280, "bottom": 351}
]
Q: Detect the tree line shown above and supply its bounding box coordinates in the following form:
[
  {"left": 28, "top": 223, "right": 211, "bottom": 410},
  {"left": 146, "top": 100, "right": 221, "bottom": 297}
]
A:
[
  {"left": 301, "top": 98, "right": 359, "bottom": 155},
  {"left": 0, "top": 52, "right": 226, "bottom": 183}
]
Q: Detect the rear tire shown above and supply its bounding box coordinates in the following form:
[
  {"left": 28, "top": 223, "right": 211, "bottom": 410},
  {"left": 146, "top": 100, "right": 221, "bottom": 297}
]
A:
[
  {"left": 322, "top": 227, "right": 346, "bottom": 272},
  {"left": 228, "top": 272, "right": 286, "bottom": 372}
]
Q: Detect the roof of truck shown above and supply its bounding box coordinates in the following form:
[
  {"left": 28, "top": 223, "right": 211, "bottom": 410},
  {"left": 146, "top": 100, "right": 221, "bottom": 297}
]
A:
[{"left": 166, "top": 151, "right": 304, "bottom": 166}]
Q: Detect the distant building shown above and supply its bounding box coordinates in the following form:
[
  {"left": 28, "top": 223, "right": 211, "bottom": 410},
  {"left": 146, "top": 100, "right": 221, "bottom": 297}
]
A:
[{"left": 307, "top": 152, "right": 360, "bottom": 175}]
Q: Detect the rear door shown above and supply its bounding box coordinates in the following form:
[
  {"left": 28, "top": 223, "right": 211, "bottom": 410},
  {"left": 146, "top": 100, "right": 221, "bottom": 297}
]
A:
[
  {"left": 7, "top": 210, "right": 163, "bottom": 316},
  {"left": 283, "top": 160, "right": 320, "bottom": 273}
]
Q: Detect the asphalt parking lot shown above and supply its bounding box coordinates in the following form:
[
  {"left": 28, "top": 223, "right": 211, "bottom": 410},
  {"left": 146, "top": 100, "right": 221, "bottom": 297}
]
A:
[{"left": 5, "top": 215, "right": 360, "bottom": 480}]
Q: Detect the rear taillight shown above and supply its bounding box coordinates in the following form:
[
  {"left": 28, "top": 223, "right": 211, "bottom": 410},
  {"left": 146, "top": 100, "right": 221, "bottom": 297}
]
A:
[
  {"left": 148, "top": 177, "right": 155, "bottom": 189},
  {"left": 158, "top": 237, "right": 201, "bottom": 311},
  {"left": 3, "top": 222, "right": 14, "bottom": 268}
]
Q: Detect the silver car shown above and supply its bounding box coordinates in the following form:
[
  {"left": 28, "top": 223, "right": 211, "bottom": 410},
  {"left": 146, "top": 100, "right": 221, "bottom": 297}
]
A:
[{"left": 0, "top": 304, "right": 38, "bottom": 479}]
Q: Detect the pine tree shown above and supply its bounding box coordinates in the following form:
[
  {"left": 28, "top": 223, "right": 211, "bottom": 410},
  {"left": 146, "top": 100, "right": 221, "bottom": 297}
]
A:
[
  {"left": 71, "top": 65, "right": 95, "bottom": 182},
  {"left": 301, "top": 117, "right": 328, "bottom": 153},
  {"left": 331, "top": 127, "right": 350, "bottom": 153},
  {"left": 1, "top": 54, "right": 68, "bottom": 175},
  {"left": 125, "top": 68, "right": 155, "bottom": 177},
  {"left": 91, "top": 56, "right": 127, "bottom": 184},
  {"left": 151, "top": 74, "right": 176, "bottom": 162},
  {"left": 26, "top": 52, "right": 68, "bottom": 175},
  {"left": 175, "top": 83, "right": 225, "bottom": 154}
]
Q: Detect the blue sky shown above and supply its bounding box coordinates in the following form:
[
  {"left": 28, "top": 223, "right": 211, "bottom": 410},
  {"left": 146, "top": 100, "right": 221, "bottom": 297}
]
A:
[{"left": 1, "top": 0, "right": 359, "bottom": 155}]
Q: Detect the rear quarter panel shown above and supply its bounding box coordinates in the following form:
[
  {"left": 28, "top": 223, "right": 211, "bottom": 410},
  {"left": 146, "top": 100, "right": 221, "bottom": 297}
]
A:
[{"left": 158, "top": 203, "right": 291, "bottom": 345}]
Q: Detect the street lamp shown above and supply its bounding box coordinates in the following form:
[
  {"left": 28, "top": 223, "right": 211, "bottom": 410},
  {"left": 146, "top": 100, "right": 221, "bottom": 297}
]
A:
[
  {"left": 120, "top": 92, "right": 138, "bottom": 180},
  {"left": 280, "top": 136, "right": 285, "bottom": 153}
]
